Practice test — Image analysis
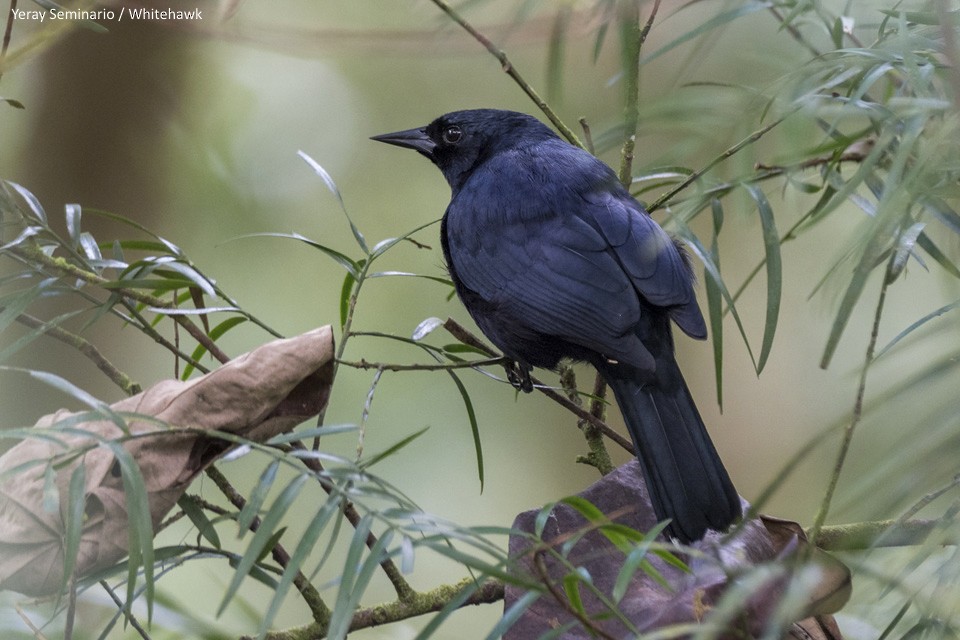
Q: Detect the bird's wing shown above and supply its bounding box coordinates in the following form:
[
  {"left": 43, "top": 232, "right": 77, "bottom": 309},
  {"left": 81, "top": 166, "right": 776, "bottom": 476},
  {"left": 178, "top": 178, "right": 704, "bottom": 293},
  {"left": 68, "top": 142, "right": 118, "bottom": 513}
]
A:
[
  {"left": 583, "top": 190, "right": 707, "bottom": 340},
  {"left": 445, "top": 198, "right": 653, "bottom": 367},
  {"left": 446, "top": 186, "right": 706, "bottom": 367}
]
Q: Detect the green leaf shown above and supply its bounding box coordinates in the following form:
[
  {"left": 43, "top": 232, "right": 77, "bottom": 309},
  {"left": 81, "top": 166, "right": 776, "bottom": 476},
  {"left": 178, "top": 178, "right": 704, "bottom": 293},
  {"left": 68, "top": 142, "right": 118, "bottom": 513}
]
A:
[
  {"left": 744, "top": 185, "right": 782, "bottom": 374},
  {"left": 367, "top": 271, "right": 454, "bottom": 288},
  {"left": 641, "top": 1, "right": 769, "bottom": 66},
  {"left": 265, "top": 424, "right": 357, "bottom": 445},
  {"left": 560, "top": 496, "right": 605, "bottom": 522},
  {"left": 298, "top": 150, "right": 369, "bottom": 255},
  {"left": 447, "top": 370, "right": 484, "bottom": 492},
  {"left": 231, "top": 232, "right": 359, "bottom": 278},
  {"left": 675, "top": 225, "right": 759, "bottom": 372},
  {"left": 259, "top": 500, "right": 340, "bottom": 635},
  {"left": 1, "top": 97, "right": 26, "bottom": 109},
  {"left": 820, "top": 257, "right": 875, "bottom": 370},
  {"left": 339, "top": 269, "right": 356, "bottom": 329},
  {"left": 484, "top": 590, "right": 540, "bottom": 640},
  {"left": 178, "top": 495, "right": 222, "bottom": 549},
  {"left": 219, "top": 473, "right": 308, "bottom": 616},
  {"left": 562, "top": 570, "right": 588, "bottom": 616},
  {"left": 6, "top": 181, "right": 47, "bottom": 224},
  {"left": 875, "top": 298, "right": 960, "bottom": 360},
  {"left": 60, "top": 464, "right": 86, "bottom": 594},
  {"left": 179, "top": 316, "right": 247, "bottom": 380},
  {"left": 237, "top": 460, "right": 280, "bottom": 533},
  {"left": 326, "top": 515, "right": 378, "bottom": 640},
  {"left": 360, "top": 427, "right": 429, "bottom": 469},
  {"left": 103, "top": 439, "right": 155, "bottom": 622},
  {"left": 65, "top": 203, "right": 82, "bottom": 248},
  {"left": 705, "top": 199, "right": 724, "bottom": 409},
  {"left": 916, "top": 232, "right": 960, "bottom": 280}
]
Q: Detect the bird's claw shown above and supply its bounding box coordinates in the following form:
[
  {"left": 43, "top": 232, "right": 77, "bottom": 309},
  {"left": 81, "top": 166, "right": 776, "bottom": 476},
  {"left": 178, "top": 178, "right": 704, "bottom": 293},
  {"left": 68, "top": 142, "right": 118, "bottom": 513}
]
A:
[{"left": 505, "top": 361, "right": 534, "bottom": 393}]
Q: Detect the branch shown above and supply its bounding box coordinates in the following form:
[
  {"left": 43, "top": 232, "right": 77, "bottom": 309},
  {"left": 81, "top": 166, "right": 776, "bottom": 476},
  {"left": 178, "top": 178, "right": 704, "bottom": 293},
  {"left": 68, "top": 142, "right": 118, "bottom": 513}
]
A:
[
  {"left": 0, "top": 0, "right": 16, "bottom": 83},
  {"left": 14, "top": 313, "right": 142, "bottom": 396},
  {"left": 647, "top": 115, "right": 789, "bottom": 213},
  {"left": 254, "top": 578, "right": 504, "bottom": 640},
  {"left": 289, "top": 442, "right": 416, "bottom": 603},
  {"left": 11, "top": 245, "right": 231, "bottom": 365},
  {"left": 560, "top": 367, "right": 614, "bottom": 475},
  {"left": 813, "top": 519, "right": 950, "bottom": 551},
  {"left": 426, "top": 0, "right": 584, "bottom": 149},
  {"left": 337, "top": 356, "right": 507, "bottom": 373},
  {"left": 204, "top": 466, "right": 332, "bottom": 625},
  {"left": 442, "top": 318, "right": 634, "bottom": 453},
  {"left": 807, "top": 251, "right": 894, "bottom": 548}
]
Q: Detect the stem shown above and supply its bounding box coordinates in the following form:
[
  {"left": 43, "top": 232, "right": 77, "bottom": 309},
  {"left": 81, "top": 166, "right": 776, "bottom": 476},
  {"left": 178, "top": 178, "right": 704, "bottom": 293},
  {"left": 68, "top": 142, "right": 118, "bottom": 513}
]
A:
[
  {"left": 560, "top": 367, "right": 614, "bottom": 475},
  {"left": 0, "top": 0, "right": 16, "bottom": 83},
  {"left": 533, "top": 551, "right": 618, "bottom": 640},
  {"left": 254, "top": 578, "right": 504, "bottom": 640},
  {"left": 337, "top": 356, "right": 507, "bottom": 373},
  {"left": 290, "top": 443, "right": 416, "bottom": 602},
  {"left": 14, "top": 313, "right": 142, "bottom": 395},
  {"left": 427, "top": 0, "right": 584, "bottom": 149},
  {"left": 442, "top": 318, "right": 634, "bottom": 453},
  {"left": 647, "top": 115, "right": 789, "bottom": 213},
  {"left": 807, "top": 254, "right": 893, "bottom": 547},
  {"left": 98, "top": 581, "right": 152, "bottom": 640},
  {"left": 12, "top": 245, "right": 230, "bottom": 364},
  {"left": 205, "top": 466, "right": 332, "bottom": 624}
]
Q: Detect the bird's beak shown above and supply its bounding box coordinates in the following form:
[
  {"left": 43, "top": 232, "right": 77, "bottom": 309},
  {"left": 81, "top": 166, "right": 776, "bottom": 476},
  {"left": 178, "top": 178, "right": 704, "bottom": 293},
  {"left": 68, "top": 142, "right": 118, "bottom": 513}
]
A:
[{"left": 371, "top": 127, "right": 436, "bottom": 158}]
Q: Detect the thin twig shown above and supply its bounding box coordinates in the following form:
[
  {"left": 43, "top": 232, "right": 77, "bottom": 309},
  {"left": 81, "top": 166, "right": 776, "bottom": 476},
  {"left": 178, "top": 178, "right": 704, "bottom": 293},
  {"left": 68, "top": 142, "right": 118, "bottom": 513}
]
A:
[
  {"left": 289, "top": 442, "right": 416, "bottom": 602},
  {"left": 11, "top": 245, "right": 231, "bottom": 364},
  {"left": 426, "top": 0, "right": 584, "bottom": 149},
  {"left": 560, "top": 367, "right": 614, "bottom": 475},
  {"left": 807, "top": 252, "right": 894, "bottom": 548},
  {"left": 98, "top": 581, "right": 152, "bottom": 640},
  {"left": 204, "top": 465, "right": 332, "bottom": 624},
  {"left": 254, "top": 577, "right": 504, "bottom": 640},
  {"left": 442, "top": 318, "right": 634, "bottom": 453},
  {"left": 647, "top": 115, "right": 789, "bottom": 213},
  {"left": 578, "top": 117, "right": 595, "bottom": 155},
  {"left": 337, "top": 356, "right": 507, "bottom": 373},
  {"left": 0, "top": 0, "right": 16, "bottom": 83},
  {"left": 14, "top": 603, "right": 49, "bottom": 640},
  {"left": 533, "top": 551, "right": 619, "bottom": 640},
  {"left": 14, "top": 313, "right": 142, "bottom": 395}
]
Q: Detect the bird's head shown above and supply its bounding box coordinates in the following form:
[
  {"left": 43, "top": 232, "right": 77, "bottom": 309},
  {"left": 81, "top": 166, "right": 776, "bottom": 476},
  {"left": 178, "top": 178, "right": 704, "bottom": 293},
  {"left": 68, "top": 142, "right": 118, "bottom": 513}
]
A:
[{"left": 371, "top": 109, "right": 558, "bottom": 192}]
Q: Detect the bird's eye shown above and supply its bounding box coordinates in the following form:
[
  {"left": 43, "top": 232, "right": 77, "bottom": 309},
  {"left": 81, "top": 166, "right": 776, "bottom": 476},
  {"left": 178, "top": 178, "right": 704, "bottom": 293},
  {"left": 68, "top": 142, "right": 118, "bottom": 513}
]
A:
[{"left": 442, "top": 125, "right": 463, "bottom": 144}]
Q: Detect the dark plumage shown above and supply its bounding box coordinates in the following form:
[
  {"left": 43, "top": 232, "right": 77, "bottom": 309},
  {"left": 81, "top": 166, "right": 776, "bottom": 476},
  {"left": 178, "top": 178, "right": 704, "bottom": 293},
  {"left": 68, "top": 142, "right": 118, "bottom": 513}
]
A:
[{"left": 372, "top": 109, "right": 741, "bottom": 543}]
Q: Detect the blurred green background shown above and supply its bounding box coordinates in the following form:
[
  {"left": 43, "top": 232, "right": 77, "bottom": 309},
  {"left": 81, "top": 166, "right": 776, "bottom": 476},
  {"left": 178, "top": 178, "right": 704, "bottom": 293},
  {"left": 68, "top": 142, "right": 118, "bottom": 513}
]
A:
[{"left": 2, "top": 0, "right": 959, "bottom": 638}]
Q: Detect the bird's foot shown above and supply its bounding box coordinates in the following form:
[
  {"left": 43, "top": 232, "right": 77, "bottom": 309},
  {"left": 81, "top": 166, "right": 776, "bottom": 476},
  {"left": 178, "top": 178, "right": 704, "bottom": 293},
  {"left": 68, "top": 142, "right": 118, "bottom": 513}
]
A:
[{"left": 505, "top": 360, "right": 534, "bottom": 393}]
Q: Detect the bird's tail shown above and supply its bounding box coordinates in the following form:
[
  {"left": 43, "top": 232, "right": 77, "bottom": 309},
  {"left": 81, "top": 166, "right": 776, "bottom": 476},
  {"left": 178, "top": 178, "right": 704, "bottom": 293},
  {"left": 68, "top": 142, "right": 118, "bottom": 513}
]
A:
[{"left": 598, "top": 358, "right": 741, "bottom": 544}]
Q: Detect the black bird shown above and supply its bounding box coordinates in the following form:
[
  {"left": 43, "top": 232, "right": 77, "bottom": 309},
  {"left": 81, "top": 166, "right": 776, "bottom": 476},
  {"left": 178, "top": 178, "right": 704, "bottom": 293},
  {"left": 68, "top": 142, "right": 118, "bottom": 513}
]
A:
[{"left": 372, "top": 109, "right": 741, "bottom": 543}]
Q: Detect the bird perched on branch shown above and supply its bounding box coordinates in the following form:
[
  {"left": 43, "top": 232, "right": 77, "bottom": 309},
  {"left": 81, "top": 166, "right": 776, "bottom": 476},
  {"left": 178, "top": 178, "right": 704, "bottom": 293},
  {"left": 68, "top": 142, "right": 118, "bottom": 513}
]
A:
[{"left": 372, "top": 109, "right": 741, "bottom": 543}]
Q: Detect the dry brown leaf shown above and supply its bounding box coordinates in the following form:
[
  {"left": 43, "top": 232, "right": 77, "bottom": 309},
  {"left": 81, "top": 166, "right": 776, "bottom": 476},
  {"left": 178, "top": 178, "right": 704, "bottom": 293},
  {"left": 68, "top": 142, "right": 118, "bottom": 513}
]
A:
[{"left": 0, "top": 326, "right": 335, "bottom": 596}]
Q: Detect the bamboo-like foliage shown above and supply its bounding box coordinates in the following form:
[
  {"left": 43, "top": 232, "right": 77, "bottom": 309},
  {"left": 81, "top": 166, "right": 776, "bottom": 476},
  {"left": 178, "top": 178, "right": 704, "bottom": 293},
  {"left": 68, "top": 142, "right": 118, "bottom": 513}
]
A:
[{"left": 1, "top": 0, "right": 960, "bottom": 638}]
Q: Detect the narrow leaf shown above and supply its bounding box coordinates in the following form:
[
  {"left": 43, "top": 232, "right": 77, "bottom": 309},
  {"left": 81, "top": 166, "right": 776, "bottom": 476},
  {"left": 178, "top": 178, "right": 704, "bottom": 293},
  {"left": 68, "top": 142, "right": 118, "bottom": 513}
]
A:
[
  {"left": 178, "top": 495, "right": 222, "bottom": 549},
  {"left": 65, "top": 204, "right": 82, "bottom": 248},
  {"left": 237, "top": 460, "right": 280, "bottom": 533},
  {"left": 298, "top": 150, "right": 369, "bottom": 255},
  {"left": 412, "top": 317, "right": 444, "bottom": 341},
  {"left": 744, "top": 185, "right": 782, "bottom": 374},
  {"left": 219, "top": 473, "right": 308, "bottom": 616},
  {"left": 447, "top": 370, "right": 484, "bottom": 491}
]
